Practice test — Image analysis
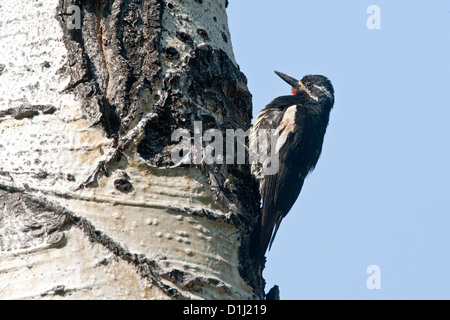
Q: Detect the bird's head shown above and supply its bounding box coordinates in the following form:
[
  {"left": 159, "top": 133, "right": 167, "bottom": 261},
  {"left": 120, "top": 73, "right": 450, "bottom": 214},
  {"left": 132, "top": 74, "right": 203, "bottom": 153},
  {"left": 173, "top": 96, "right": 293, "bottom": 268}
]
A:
[{"left": 275, "top": 71, "right": 334, "bottom": 105}]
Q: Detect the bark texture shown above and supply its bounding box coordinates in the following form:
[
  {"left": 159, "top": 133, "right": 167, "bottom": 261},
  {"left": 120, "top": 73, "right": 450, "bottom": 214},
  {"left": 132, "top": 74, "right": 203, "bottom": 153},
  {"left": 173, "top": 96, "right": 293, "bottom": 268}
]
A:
[{"left": 0, "top": 0, "right": 264, "bottom": 299}]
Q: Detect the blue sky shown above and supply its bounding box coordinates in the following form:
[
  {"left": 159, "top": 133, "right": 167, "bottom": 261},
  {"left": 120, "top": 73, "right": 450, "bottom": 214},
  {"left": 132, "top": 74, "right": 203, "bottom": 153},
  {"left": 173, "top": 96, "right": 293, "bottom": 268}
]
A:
[{"left": 228, "top": 1, "right": 450, "bottom": 299}]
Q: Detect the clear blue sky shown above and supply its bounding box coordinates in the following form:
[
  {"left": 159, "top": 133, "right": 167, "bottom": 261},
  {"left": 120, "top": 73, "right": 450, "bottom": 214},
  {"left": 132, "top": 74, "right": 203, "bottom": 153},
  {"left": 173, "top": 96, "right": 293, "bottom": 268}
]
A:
[{"left": 228, "top": 0, "right": 450, "bottom": 299}]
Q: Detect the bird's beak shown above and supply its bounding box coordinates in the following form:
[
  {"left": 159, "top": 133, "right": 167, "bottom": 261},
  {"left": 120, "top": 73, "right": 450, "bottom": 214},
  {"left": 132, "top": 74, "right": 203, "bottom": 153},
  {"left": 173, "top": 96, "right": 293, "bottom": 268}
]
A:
[{"left": 274, "top": 71, "right": 300, "bottom": 88}]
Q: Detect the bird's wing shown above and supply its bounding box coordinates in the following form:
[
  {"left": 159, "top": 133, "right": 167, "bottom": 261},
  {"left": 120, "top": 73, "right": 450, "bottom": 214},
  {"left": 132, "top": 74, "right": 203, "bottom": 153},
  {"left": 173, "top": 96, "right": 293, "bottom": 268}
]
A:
[
  {"left": 249, "top": 107, "right": 283, "bottom": 187},
  {"left": 252, "top": 100, "right": 307, "bottom": 258},
  {"left": 249, "top": 96, "right": 299, "bottom": 184},
  {"left": 259, "top": 142, "right": 305, "bottom": 254}
]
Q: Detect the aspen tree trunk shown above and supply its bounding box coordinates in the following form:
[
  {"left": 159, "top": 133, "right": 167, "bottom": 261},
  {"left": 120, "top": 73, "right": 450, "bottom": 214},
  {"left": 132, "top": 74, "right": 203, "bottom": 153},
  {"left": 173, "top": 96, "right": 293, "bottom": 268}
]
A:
[{"left": 0, "top": 0, "right": 265, "bottom": 299}]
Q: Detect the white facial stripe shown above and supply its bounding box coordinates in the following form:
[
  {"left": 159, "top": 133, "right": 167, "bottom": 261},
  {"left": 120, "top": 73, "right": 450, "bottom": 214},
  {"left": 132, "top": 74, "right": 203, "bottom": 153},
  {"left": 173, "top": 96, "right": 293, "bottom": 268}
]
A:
[
  {"left": 313, "top": 84, "right": 333, "bottom": 100},
  {"left": 301, "top": 85, "right": 319, "bottom": 102}
]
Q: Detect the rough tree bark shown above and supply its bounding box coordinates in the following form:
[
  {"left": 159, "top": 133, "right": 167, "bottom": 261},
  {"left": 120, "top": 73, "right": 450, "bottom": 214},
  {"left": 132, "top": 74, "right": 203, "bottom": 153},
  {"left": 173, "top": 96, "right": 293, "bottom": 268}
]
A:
[{"left": 0, "top": 0, "right": 265, "bottom": 299}]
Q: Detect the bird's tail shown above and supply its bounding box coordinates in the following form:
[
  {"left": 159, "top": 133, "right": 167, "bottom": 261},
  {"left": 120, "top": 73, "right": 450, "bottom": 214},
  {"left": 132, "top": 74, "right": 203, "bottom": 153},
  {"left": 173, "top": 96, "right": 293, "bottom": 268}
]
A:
[
  {"left": 268, "top": 218, "right": 282, "bottom": 251},
  {"left": 250, "top": 208, "right": 282, "bottom": 263},
  {"left": 250, "top": 221, "right": 265, "bottom": 263}
]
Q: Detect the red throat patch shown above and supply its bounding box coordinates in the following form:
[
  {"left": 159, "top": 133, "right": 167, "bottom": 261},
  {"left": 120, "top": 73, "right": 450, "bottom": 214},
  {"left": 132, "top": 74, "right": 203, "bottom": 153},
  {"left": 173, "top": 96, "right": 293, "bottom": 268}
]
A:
[{"left": 291, "top": 88, "right": 296, "bottom": 96}]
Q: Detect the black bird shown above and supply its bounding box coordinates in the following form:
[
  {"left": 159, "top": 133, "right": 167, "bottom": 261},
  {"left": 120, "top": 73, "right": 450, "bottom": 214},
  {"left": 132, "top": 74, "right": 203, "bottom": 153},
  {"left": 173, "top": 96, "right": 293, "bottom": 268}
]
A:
[{"left": 250, "top": 71, "right": 335, "bottom": 262}]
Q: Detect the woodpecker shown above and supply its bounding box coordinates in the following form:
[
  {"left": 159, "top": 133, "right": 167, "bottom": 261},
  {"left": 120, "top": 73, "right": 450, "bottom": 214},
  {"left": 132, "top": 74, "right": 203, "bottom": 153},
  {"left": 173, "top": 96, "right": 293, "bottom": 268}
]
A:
[{"left": 250, "top": 70, "right": 335, "bottom": 262}]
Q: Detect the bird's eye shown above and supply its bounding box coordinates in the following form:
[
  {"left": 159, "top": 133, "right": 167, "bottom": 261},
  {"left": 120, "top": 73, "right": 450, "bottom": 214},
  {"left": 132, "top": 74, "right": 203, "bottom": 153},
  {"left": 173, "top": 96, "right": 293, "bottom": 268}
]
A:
[{"left": 306, "top": 82, "right": 312, "bottom": 88}]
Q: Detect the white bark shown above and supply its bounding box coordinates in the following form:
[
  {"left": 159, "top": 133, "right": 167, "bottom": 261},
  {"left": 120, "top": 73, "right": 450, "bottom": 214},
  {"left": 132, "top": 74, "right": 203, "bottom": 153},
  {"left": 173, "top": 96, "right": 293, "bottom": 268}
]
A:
[{"left": 0, "top": 0, "right": 263, "bottom": 300}]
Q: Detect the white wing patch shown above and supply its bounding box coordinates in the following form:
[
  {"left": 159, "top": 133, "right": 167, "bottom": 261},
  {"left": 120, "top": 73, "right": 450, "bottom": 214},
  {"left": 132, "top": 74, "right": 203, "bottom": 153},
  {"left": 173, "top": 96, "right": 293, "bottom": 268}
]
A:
[{"left": 275, "top": 105, "right": 297, "bottom": 154}]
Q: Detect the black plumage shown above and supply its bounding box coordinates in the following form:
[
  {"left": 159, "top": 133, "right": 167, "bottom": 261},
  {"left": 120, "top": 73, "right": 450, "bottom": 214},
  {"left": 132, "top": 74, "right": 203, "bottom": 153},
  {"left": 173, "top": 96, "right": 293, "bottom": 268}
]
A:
[{"left": 250, "top": 71, "right": 335, "bottom": 262}]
